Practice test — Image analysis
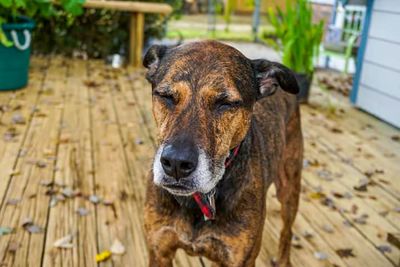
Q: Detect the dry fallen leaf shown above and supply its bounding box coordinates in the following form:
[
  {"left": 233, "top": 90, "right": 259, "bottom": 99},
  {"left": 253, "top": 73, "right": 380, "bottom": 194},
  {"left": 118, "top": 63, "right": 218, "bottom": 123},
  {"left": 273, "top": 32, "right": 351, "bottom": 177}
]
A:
[
  {"left": 377, "top": 244, "right": 392, "bottom": 253},
  {"left": 50, "top": 196, "right": 58, "bottom": 208},
  {"left": 343, "top": 219, "right": 352, "bottom": 227},
  {"left": 302, "top": 230, "right": 313, "bottom": 239},
  {"left": 330, "top": 127, "right": 343, "bottom": 134},
  {"left": 135, "top": 138, "right": 144, "bottom": 145},
  {"left": 40, "top": 180, "right": 54, "bottom": 187},
  {"left": 391, "top": 135, "right": 400, "bottom": 142},
  {"left": 322, "top": 224, "right": 334, "bottom": 233},
  {"left": 320, "top": 197, "right": 336, "bottom": 209},
  {"left": 89, "top": 195, "right": 101, "bottom": 204},
  {"left": 43, "top": 148, "right": 55, "bottom": 157},
  {"left": 336, "top": 248, "right": 355, "bottom": 258},
  {"left": 58, "top": 135, "right": 71, "bottom": 144},
  {"left": 96, "top": 250, "right": 112, "bottom": 262},
  {"left": 36, "top": 160, "right": 47, "bottom": 168},
  {"left": 343, "top": 192, "right": 353, "bottom": 199},
  {"left": 354, "top": 214, "right": 368, "bottom": 225},
  {"left": 308, "top": 192, "right": 326, "bottom": 200},
  {"left": 8, "top": 241, "right": 19, "bottom": 253},
  {"left": 84, "top": 80, "right": 102, "bottom": 88},
  {"left": 76, "top": 207, "right": 90, "bottom": 216},
  {"left": 351, "top": 204, "right": 359, "bottom": 215},
  {"left": 110, "top": 239, "right": 125, "bottom": 255},
  {"left": 383, "top": 152, "right": 395, "bottom": 158},
  {"left": 12, "top": 113, "right": 26, "bottom": 125},
  {"left": 379, "top": 210, "right": 389, "bottom": 217},
  {"left": 387, "top": 233, "right": 400, "bottom": 249},
  {"left": 4, "top": 127, "right": 19, "bottom": 141},
  {"left": 0, "top": 227, "right": 13, "bottom": 236},
  {"left": 22, "top": 218, "right": 43, "bottom": 234},
  {"left": 354, "top": 178, "right": 369, "bottom": 192},
  {"left": 54, "top": 234, "right": 74, "bottom": 249},
  {"left": 331, "top": 192, "right": 344, "bottom": 199},
  {"left": 6, "top": 198, "right": 20, "bottom": 205},
  {"left": 291, "top": 235, "right": 302, "bottom": 249},
  {"left": 62, "top": 187, "right": 74, "bottom": 198},
  {"left": 316, "top": 169, "right": 333, "bottom": 181},
  {"left": 314, "top": 251, "right": 328, "bottom": 260}
]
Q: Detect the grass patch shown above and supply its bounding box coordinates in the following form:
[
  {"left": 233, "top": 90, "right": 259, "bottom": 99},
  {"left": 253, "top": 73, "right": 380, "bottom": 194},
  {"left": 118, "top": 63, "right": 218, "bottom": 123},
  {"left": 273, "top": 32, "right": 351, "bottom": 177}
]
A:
[{"left": 166, "top": 26, "right": 275, "bottom": 42}]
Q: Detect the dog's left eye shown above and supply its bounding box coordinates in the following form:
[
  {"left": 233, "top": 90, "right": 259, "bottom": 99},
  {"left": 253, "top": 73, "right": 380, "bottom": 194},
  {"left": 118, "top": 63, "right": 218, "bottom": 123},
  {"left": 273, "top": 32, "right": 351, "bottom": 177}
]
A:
[
  {"left": 153, "top": 90, "right": 176, "bottom": 107},
  {"left": 215, "top": 100, "right": 242, "bottom": 112}
]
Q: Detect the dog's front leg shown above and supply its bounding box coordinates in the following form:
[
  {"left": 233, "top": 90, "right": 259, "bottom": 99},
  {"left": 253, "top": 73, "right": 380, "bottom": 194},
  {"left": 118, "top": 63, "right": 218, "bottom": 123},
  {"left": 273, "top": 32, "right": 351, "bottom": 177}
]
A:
[
  {"left": 275, "top": 157, "right": 302, "bottom": 266},
  {"left": 145, "top": 210, "right": 179, "bottom": 267},
  {"left": 148, "top": 247, "right": 175, "bottom": 267},
  {"left": 145, "top": 226, "right": 180, "bottom": 267}
]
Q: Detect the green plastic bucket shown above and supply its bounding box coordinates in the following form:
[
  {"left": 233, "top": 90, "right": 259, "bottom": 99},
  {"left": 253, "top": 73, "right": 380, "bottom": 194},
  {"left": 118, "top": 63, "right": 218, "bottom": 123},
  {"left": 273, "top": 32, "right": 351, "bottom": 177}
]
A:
[{"left": 0, "top": 16, "right": 35, "bottom": 91}]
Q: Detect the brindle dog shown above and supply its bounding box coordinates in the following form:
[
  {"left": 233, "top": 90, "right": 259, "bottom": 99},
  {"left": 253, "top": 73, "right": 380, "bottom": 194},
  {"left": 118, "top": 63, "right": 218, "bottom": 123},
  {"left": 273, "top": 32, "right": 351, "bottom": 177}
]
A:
[{"left": 143, "top": 40, "right": 303, "bottom": 267}]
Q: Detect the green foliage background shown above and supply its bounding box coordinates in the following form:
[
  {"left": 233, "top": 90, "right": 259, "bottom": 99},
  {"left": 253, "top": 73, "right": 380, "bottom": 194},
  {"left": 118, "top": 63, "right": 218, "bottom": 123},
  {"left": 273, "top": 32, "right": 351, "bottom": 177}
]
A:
[
  {"left": 0, "top": 0, "right": 85, "bottom": 47},
  {"left": 267, "top": 0, "right": 324, "bottom": 74},
  {"left": 32, "top": 0, "right": 182, "bottom": 58},
  {"left": 0, "top": 0, "right": 181, "bottom": 58}
]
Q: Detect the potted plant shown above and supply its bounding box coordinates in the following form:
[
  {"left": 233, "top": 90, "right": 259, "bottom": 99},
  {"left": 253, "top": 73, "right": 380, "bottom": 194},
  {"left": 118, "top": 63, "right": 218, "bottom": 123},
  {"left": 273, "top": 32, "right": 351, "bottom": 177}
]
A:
[
  {"left": 267, "top": 0, "right": 324, "bottom": 103},
  {"left": 0, "top": 0, "right": 84, "bottom": 91}
]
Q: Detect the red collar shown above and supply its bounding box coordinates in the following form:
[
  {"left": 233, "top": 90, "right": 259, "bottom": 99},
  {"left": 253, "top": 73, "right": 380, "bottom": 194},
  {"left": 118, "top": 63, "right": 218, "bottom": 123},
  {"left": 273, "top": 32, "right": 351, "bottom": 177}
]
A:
[
  {"left": 223, "top": 144, "right": 241, "bottom": 168},
  {"left": 192, "top": 143, "right": 241, "bottom": 220}
]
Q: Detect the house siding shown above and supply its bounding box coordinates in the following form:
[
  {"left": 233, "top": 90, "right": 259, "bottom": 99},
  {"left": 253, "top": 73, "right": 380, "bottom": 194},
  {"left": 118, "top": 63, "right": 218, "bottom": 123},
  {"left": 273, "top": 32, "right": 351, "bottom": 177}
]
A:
[{"left": 355, "top": 0, "right": 400, "bottom": 128}]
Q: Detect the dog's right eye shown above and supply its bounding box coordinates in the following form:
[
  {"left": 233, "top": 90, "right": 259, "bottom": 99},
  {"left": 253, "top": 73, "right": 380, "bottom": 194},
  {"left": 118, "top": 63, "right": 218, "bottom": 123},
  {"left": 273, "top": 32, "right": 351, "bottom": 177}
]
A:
[
  {"left": 153, "top": 91, "right": 176, "bottom": 107},
  {"left": 215, "top": 99, "right": 242, "bottom": 113}
]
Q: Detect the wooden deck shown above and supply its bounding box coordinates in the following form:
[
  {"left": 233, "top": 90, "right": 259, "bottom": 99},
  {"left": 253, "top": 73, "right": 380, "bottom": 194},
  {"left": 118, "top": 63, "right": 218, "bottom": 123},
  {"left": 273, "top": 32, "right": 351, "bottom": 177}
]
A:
[{"left": 0, "top": 56, "right": 399, "bottom": 267}]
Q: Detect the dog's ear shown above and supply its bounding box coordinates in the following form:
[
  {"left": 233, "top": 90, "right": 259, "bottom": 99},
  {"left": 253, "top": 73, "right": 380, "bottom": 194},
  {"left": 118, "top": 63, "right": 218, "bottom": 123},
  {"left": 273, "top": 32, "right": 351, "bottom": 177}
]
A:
[
  {"left": 143, "top": 45, "right": 169, "bottom": 83},
  {"left": 252, "top": 59, "right": 299, "bottom": 99}
]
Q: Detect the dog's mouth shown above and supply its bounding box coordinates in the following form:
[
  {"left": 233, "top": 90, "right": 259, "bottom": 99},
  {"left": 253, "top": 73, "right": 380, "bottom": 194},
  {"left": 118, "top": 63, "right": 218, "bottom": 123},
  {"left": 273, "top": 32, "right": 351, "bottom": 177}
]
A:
[
  {"left": 161, "top": 181, "right": 195, "bottom": 195},
  {"left": 168, "top": 186, "right": 217, "bottom": 220}
]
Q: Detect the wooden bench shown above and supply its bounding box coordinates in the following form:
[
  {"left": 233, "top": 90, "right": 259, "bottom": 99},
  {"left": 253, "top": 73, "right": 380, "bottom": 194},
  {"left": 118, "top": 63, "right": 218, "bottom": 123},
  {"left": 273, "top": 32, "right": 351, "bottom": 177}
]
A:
[{"left": 83, "top": 0, "right": 172, "bottom": 67}]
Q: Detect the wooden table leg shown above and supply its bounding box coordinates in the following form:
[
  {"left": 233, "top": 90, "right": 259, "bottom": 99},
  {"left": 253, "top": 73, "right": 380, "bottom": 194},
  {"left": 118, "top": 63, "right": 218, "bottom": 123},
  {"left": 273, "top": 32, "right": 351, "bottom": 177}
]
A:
[
  {"left": 135, "top": 13, "right": 144, "bottom": 67},
  {"left": 129, "top": 13, "right": 137, "bottom": 66},
  {"left": 129, "top": 12, "right": 145, "bottom": 67}
]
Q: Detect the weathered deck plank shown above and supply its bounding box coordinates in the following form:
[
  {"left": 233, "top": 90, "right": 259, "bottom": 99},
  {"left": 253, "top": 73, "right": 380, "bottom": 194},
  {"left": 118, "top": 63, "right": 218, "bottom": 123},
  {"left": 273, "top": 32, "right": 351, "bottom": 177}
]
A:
[
  {"left": 309, "top": 88, "right": 400, "bottom": 157},
  {"left": 107, "top": 65, "right": 153, "bottom": 266},
  {"left": 0, "top": 57, "right": 48, "bottom": 208},
  {"left": 0, "top": 56, "right": 67, "bottom": 266},
  {"left": 42, "top": 59, "right": 98, "bottom": 267},
  {"left": 303, "top": 137, "right": 400, "bottom": 230},
  {"left": 302, "top": 108, "right": 400, "bottom": 201},
  {"left": 87, "top": 61, "right": 153, "bottom": 267},
  {"left": 264, "top": 190, "right": 351, "bottom": 267}
]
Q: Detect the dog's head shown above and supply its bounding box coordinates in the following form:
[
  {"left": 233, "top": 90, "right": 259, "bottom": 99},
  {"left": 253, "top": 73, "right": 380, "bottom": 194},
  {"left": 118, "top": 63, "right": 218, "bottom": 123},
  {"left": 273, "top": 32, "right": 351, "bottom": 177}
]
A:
[{"left": 144, "top": 41, "right": 298, "bottom": 196}]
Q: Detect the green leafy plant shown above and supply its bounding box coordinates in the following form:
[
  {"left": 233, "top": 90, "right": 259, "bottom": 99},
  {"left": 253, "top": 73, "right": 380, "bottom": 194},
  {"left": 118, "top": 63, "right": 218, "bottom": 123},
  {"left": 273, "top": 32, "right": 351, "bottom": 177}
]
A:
[
  {"left": 0, "top": 0, "right": 85, "bottom": 46},
  {"left": 267, "top": 0, "right": 324, "bottom": 74},
  {"left": 33, "top": 0, "right": 182, "bottom": 58},
  {"left": 223, "top": 0, "right": 235, "bottom": 31}
]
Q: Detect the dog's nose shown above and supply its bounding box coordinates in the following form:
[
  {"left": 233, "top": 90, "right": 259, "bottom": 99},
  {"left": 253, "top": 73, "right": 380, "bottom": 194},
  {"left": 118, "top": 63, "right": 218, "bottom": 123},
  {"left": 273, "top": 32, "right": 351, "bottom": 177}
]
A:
[{"left": 160, "top": 144, "right": 198, "bottom": 180}]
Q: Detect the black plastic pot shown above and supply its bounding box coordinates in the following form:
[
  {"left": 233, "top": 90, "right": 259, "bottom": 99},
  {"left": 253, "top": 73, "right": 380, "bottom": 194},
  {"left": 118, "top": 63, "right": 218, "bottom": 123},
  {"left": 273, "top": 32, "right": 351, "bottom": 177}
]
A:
[{"left": 295, "top": 72, "right": 313, "bottom": 103}]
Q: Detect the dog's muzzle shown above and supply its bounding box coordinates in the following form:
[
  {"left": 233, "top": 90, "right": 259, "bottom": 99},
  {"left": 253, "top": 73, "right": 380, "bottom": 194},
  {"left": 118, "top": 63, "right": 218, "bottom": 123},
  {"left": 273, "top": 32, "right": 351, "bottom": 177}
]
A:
[{"left": 153, "top": 142, "right": 225, "bottom": 196}]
